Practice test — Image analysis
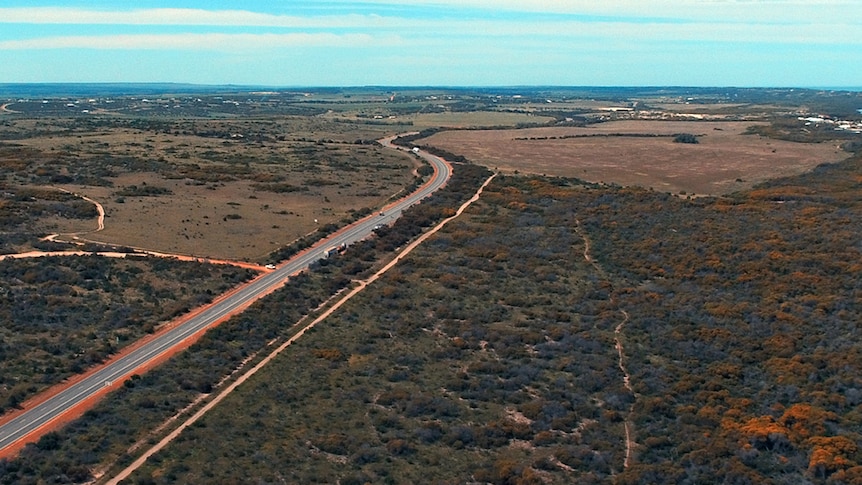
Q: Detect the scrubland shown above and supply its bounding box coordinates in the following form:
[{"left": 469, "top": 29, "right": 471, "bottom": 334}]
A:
[{"left": 1, "top": 87, "right": 861, "bottom": 484}]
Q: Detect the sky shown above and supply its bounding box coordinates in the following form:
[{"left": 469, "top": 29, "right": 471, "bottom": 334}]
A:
[{"left": 0, "top": 1, "right": 860, "bottom": 87}]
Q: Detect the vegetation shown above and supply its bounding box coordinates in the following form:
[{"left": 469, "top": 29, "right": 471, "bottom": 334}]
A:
[
  {"left": 0, "top": 256, "right": 256, "bottom": 414},
  {"left": 121, "top": 153, "right": 860, "bottom": 484},
  {"left": 0, "top": 113, "right": 419, "bottom": 260},
  {"left": 1, "top": 86, "right": 860, "bottom": 483},
  {"left": 113, "top": 185, "right": 172, "bottom": 197},
  {"left": 744, "top": 118, "right": 862, "bottom": 145},
  {"left": 0, "top": 161, "right": 492, "bottom": 484},
  {"left": 672, "top": 133, "right": 699, "bottom": 144},
  {"left": 0, "top": 185, "right": 97, "bottom": 253},
  {"left": 573, "top": 155, "right": 862, "bottom": 483}
]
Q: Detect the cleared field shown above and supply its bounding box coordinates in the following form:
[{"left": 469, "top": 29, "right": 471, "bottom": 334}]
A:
[
  {"left": 408, "top": 111, "right": 555, "bottom": 128},
  {"left": 320, "top": 110, "right": 556, "bottom": 129},
  {"left": 424, "top": 120, "right": 849, "bottom": 195}
]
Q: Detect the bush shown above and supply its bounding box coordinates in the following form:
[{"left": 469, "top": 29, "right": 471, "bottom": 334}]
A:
[{"left": 672, "top": 133, "right": 699, "bottom": 144}]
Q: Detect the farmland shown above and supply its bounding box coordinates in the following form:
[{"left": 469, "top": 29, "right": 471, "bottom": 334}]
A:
[{"left": 423, "top": 120, "right": 849, "bottom": 195}]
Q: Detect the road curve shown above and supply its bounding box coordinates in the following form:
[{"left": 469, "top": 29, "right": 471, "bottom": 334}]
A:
[{"left": 0, "top": 135, "right": 452, "bottom": 457}]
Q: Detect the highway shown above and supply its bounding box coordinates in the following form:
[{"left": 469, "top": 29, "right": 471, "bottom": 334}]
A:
[{"left": 0, "top": 135, "right": 451, "bottom": 455}]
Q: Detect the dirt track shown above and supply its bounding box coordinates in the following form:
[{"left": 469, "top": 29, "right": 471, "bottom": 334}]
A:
[
  {"left": 103, "top": 173, "right": 497, "bottom": 484},
  {"left": 4, "top": 188, "right": 267, "bottom": 271},
  {"left": 575, "top": 218, "right": 637, "bottom": 469}
]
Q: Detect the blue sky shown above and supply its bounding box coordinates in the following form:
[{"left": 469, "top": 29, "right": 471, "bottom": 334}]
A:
[{"left": 0, "top": 1, "right": 860, "bottom": 87}]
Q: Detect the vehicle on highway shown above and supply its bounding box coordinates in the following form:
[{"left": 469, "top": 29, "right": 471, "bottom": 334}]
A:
[{"left": 323, "top": 243, "right": 348, "bottom": 258}]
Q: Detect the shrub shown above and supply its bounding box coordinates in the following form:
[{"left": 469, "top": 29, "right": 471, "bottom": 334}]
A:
[{"left": 672, "top": 133, "right": 699, "bottom": 144}]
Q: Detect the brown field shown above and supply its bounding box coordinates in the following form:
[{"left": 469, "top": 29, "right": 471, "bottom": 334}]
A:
[
  {"left": 58, "top": 170, "right": 409, "bottom": 262},
  {"left": 4, "top": 119, "right": 418, "bottom": 261},
  {"left": 424, "top": 120, "right": 849, "bottom": 195},
  {"left": 320, "top": 110, "right": 555, "bottom": 129},
  {"left": 407, "top": 111, "right": 556, "bottom": 128}
]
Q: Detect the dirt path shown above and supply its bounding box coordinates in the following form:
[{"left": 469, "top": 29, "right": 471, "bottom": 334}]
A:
[
  {"left": 81, "top": 192, "right": 105, "bottom": 231},
  {"left": 102, "top": 172, "right": 498, "bottom": 484},
  {"left": 40, "top": 188, "right": 106, "bottom": 243},
  {"left": 0, "top": 103, "right": 18, "bottom": 114},
  {"left": 575, "top": 218, "right": 602, "bottom": 275},
  {"left": 8, "top": 189, "right": 266, "bottom": 272},
  {"left": 575, "top": 218, "right": 637, "bottom": 470},
  {"left": 0, "top": 249, "right": 269, "bottom": 272},
  {"left": 615, "top": 310, "right": 635, "bottom": 468},
  {"left": 57, "top": 188, "right": 105, "bottom": 232}
]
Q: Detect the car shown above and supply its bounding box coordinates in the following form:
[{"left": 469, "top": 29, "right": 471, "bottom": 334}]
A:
[{"left": 264, "top": 264, "right": 276, "bottom": 269}]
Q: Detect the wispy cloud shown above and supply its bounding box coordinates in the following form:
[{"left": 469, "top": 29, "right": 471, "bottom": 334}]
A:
[
  {"left": 450, "top": 19, "right": 860, "bottom": 45},
  {"left": 0, "top": 18, "right": 856, "bottom": 53},
  {"left": 0, "top": 2, "right": 858, "bottom": 86},
  {"left": 0, "top": 8, "right": 393, "bottom": 28},
  {"left": 384, "top": 0, "right": 862, "bottom": 23},
  {"left": 297, "top": 0, "right": 859, "bottom": 9},
  {"left": 0, "top": 32, "right": 393, "bottom": 51},
  {"left": 3, "top": 3, "right": 860, "bottom": 27}
]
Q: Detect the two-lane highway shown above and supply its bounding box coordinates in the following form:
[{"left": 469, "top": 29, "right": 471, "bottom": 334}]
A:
[{"left": 0, "top": 135, "right": 451, "bottom": 455}]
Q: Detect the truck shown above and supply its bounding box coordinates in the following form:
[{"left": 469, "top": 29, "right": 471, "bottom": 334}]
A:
[{"left": 323, "top": 243, "right": 347, "bottom": 259}]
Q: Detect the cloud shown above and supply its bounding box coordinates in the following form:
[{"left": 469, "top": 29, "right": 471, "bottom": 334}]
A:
[
  {"left": 417, "top": 17, "right": 857, "bottom": 44},
  {"left": 0, "top": 3, "right": 857, "bottom": 54},
  {"left": 373, "top": 0, "right": 862, "bottom": 27},
  {"left": 0, "top": 18, "right": 856, "bottom": 54},
  {"left": 0, "top": 7, "right": 390, "bottom": 28},
  {"left": 2, "top": 3, "right": 860, "bottom": 27},
  {"left": 0, "top": 32, "right": 394, "bottom": 51}
]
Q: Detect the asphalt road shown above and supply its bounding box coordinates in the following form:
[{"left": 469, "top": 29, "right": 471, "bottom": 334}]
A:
[{"left": 0, "top": 136, "right": 451, "bottom": 454}]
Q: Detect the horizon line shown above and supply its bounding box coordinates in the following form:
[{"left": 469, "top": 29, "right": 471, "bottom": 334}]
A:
[{"left": 2, "top": 82, "right": 860, "bottom": 91}]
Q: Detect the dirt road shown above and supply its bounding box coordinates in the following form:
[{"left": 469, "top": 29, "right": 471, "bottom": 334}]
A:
[
  {"left": 102, "top": 173, "right": 496, "bottom": 484},
  {"left": 7, "top": 189, "right": 266, "bottom": 271}
]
